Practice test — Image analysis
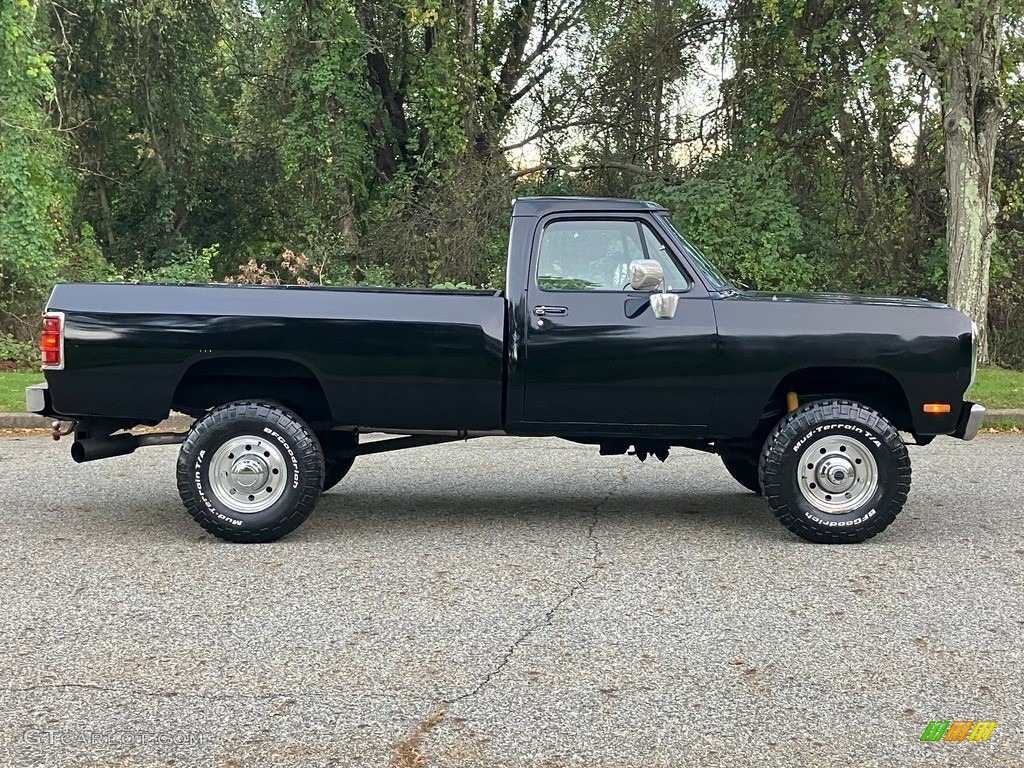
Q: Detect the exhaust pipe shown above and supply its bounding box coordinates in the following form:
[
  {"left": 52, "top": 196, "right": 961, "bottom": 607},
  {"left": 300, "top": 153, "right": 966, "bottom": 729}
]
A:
[
  {"left": 71, "top": 434, "right": 139, "bottom": 463},
  {"left": 70, "top": 431, "right": 187, "bottom": 463}
]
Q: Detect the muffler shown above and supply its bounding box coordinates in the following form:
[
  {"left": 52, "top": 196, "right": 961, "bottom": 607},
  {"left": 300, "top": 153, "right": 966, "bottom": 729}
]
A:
[{"left": 71, "top": 434, "right": 139, "bottom": 463}]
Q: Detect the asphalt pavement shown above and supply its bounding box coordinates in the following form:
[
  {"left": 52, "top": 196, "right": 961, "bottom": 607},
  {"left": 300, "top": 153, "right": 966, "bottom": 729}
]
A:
[{"left": 0, "top": 433, "right": 1020, "bottom": 767}]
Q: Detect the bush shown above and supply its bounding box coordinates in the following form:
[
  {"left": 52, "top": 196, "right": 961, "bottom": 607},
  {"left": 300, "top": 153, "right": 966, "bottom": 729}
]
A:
[
  {"left": 989, "top": 232, "right": 1024, "bottom": 370},
  {"left": 124, "top": 246, "right": 217, "bottom": 284},
  {"left": 0, "top": 332, "right": 38, "bottom": 370},
  {"left": 637, "top": 153, "right": 818, "bottom": 292},
  {"left": 360, "top": 160, "right": 512, "bottom": 288},
  {"left": 60, "top": 223, "right": 118, "bottom": 283}
]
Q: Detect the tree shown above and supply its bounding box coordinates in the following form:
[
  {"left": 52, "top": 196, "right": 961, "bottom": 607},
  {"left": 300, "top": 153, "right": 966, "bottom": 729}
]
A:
[
  {"left": 891, "top": 0, "right": 1016, "bottom": 363},
  {"left": 51, "top": 0, "right": 225, "bottom": 270},
  {"left": 0, "top": 0, "right": 70, "bottom": 335},
  {"left": 0, "top": 0, "right": 1018, "bottom": 372},
  {"left": 939, "top": 2, "right": 1005, "bottom": 364}
]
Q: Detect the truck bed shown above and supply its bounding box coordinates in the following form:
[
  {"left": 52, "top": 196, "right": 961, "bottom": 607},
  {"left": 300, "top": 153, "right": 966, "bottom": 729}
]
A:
[{"left": 44, "top": 283, "right": 507, "bottom": 431}]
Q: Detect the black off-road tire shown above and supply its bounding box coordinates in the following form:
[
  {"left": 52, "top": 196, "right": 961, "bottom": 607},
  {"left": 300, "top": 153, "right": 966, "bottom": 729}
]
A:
[
  {"left": 759, "top": 399, "right": 911, "bottom": 544},
  {"left": 720, "top": 452, "right": 762, "bottom": 494},
  {"left": 319, "top": 432, "right": 358, "bottom": 491},
  {"left": 176, "top": 401, "right": 324, "bottom": 543}
]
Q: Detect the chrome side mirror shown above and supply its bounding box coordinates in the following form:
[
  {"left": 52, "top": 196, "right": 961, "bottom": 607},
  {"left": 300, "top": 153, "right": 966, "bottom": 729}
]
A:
[
  {"left": 629, "top": 259, "right": 664, "bottom": 291},
  {"left": 628, "top": 259, "right": 678, "bottom": 320},
  {"left": 651, "top": 292, "right": 679, "bottom": 320}
]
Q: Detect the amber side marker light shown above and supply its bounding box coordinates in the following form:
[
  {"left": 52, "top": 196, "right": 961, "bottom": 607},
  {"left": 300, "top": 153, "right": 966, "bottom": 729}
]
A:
[{"left": 923, "top": 403, "right": 951, "bottom": 414}]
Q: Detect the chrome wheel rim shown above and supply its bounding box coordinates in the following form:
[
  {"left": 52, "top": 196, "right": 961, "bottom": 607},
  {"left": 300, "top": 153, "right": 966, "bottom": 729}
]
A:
[
  {"left": 796, "top": 436, "right": 878, "bottom": 515},
  {"left": 209, "top": 435, "right": 288, "bottom": 514}
]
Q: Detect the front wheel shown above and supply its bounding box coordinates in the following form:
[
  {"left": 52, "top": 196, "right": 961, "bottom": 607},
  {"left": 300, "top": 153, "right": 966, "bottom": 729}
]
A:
[
  {"left": 759, "top": 400, "right": 911, "bottom": 544},
  {"left": 176, "top": 401, "right": 324, "bottom": 543}
]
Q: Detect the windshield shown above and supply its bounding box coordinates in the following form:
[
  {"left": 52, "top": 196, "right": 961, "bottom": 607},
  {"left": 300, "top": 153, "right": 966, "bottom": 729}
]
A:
[{"left": 658, "top": 215, "right": 731, "bottom": 290}]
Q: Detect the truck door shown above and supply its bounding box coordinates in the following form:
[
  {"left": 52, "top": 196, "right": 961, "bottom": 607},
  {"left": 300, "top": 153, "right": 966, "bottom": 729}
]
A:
[{"left": 520, "top": 215, "right": 718, "bottom": 438}]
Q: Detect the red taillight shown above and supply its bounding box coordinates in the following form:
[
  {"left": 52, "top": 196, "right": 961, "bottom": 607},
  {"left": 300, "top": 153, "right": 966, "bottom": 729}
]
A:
[{"left": 40, "top": 313, "right": 63, "bottom": 369}]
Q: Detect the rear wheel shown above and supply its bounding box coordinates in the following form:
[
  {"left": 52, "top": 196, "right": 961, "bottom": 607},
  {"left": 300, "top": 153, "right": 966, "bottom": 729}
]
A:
[
  {"left": 759, "top": 399, "right": 911, "bottom": 544},
  {"left": 176, "top": 401, "right": 324, "bottom": 543}
]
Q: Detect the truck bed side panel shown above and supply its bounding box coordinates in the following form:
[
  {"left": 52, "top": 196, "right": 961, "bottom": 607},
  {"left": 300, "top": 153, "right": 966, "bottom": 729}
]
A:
[{"left": 45, "top": 284, "right": 506, "bottom": 431}]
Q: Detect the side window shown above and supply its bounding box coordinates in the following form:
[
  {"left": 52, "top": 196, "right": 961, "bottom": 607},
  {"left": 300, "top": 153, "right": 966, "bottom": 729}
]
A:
[
  {"left": 537, "top": 220, "right": 645, "bottom": 291},
  {"left": 640, "top": 223, "right": 691, "bottom": 291}
]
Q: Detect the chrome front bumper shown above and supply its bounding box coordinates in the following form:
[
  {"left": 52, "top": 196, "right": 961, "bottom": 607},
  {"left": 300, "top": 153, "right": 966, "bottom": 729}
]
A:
[{"left": 953, "top": 402, "right": 986, "bottom": 441}]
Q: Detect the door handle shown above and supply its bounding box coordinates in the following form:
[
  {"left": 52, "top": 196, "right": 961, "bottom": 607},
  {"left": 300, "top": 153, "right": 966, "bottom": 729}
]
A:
[{"left": 534, "top": 305, "right": 568, "bottom": 317}]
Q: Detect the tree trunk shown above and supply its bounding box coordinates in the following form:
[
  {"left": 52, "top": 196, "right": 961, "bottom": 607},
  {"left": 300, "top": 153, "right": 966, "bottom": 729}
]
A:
[
  {"left": 325, "top": 93, "right": 360, "bottom": 279},
  {"left": 650, "top": 0, "right": 666, "bottom": 171},
  {"left": 95, "top": 176, "right": 115, "bottom": 246},
  {"left": 942, "top": 3, "right": 1003, "bottom": 365},
  {"left": 338, "top": 180, "right": 360, "bottom": 280},
  {"left": 462, "top": 0, "right": 478, "bottom": 153}
]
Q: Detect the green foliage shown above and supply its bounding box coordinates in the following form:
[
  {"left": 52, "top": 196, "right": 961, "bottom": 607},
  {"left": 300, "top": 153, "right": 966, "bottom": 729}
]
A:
[
  {"left": 60, "top": 224, "right": 118, "bottom": 283},
  {"left": 411, "top": 36, "right": 471, "bottom": 164},
  {"left": 988, "top": 231, "right": 1024, "bottom": 369},
  {"left": 988, "top": 71, "right": 1024, "bottom": 369},
  {"left": 50, "top": 0, "right": 226, "bottom": 273},
  {"left": 361, "top": 159, "right": 512, "bottom": 287},
  {"left": 567, "top": 0, "right": 714, "bottom": 177},
  {"left": 336, "top": 263, "right": 397, "bottom": 288},
  {"left": 263, "top": 0, "right": 374, "bottom": 237},
  {"left": 125, "top": 246, "right": 217, "bottom": 284},
  {"left": 640, "top": 154, "right": 817, "bottom": 291},
  {"left": 0, "top": 0, "right": 71, "bottom": 335},
  {"left": 0, "top": 0, "right": 1019, "bottom": 370},
  {"left": 0, "top": 332, "right": 39, "bottom": 370}
]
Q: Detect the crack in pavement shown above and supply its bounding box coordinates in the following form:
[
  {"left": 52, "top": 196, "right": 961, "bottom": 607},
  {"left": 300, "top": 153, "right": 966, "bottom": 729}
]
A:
[
  {"left": 9, "top": 479, "right": 624, "bottom": 744},
  {"left": 443, "top": 481, "right": 616, "bottom": 706},
  {"left": 390, "top": 483, "right": 620, "bottom": 763}
]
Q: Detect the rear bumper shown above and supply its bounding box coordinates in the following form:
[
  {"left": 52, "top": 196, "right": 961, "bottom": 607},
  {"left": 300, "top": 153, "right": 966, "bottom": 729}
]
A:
[
  {"left": 25, "top": 383, "right": 52, "bottom": 416},
  {"left": 952, "top": 401, "right": 985, "bottom": 441}
]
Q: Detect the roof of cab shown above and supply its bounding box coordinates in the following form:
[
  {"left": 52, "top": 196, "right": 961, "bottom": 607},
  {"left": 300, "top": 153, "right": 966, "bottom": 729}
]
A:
[{"left": 511, "top": 196, "right": 667, "bottom": 216}]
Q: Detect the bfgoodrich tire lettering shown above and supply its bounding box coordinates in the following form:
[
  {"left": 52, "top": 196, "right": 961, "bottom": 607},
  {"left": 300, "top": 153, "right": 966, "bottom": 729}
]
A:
[
  {"left": 759, "top": 400, "right": 911, "bottom": 544},
  {"left": 176, "top": 401, "right": 324, "bottom": 543}
]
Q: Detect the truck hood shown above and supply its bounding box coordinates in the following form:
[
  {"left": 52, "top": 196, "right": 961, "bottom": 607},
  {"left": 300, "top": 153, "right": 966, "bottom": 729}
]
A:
[{"left": 730, "top": 289, "right": 948, "bottom": 309}]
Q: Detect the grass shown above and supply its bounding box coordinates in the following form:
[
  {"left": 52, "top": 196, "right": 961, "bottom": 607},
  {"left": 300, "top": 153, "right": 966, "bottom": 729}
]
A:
[
  {"left": 0, "top": 371, "right": 44, "bottom": 413},
  {"left": 967, "top": 367, "right": 1024, "bottom": 409},
  {"left": 0, "top": 366, "right": 1020, "bottom": 413}
]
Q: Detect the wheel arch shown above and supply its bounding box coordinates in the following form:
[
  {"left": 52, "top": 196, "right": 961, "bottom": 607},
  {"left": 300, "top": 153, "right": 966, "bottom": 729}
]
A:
[
  {"left": 171, "top": 356, "right": 333, "bottom": 424},
  {"left": 760, "top": 366, "right": 913, "bottom": 435}
]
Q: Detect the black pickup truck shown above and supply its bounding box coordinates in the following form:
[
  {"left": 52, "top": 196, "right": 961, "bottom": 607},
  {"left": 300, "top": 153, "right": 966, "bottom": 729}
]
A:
[{"left": 26, "top": 196, "right": 983, "bottom": 544}]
